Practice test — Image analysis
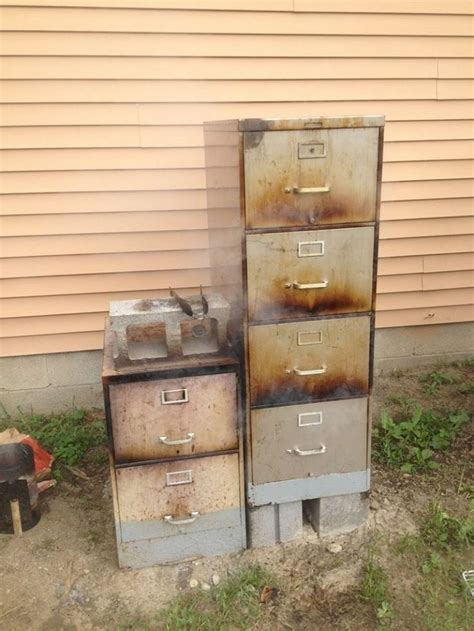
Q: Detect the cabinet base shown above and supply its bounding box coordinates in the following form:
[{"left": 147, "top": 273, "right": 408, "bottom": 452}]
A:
[{"left": 247, "top": 469, "right": 370, "bottom": 507}]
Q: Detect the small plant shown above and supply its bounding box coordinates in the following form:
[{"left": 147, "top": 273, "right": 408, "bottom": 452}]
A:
[
  {"left": 421, "top": 551, "right": 442, "bottom": 574},
  {"left": 0, "top": 407, "right": 106, "bottom": 466},
  {"left": 419, "top": 371, "right": 458, "bottom": 395},
  {"left": 421, "top": 502, "right": 474, "bottom": 551},
  {"left": 158, "top": 565, "right": 275, "bottom": 630},
  {"left": 373, "top": 407, "right": 469, "bottom": 473},
  {"left": 360, "top": 547, "right": 393, "bottom": 626}
]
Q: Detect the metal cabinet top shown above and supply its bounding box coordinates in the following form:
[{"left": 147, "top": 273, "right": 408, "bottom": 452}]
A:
[{"left": 237, "top": 116, "right": 385, "bottom": 132}]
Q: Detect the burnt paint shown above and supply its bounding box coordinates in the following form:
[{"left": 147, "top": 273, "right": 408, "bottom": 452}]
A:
[
  {"left": 245, "top": 131, "right": 265, "bottom": 149},
  {"left": 250, "top": 375, "right": 368, "bottom": 409}
]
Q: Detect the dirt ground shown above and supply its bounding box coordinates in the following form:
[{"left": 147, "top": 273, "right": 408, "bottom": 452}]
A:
[{"left": 0, "top": 363, "right": 472, "bottom": 630}]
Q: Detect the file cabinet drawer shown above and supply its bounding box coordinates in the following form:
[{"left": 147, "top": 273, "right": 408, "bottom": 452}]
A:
[
  {"left": 251, "top": 398, "right": 368, "bottom": 484},
  {"left": 244, "top": 127, "right": 379, "bottom": 229},
  {"left": 110, "top": 373, "right": 238, "bottom": 462},
  {"left": 116, "top": 453, "right": 241, "bottom": 542},
  {"left": 248, "top": 316, "right": 370, "bottom": 407},
  {"left": 246, "top": 226, "right": 374, "bottom": 321}
]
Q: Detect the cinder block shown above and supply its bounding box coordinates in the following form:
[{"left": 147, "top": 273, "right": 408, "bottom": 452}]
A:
[
  {"left": 278, "top": 501, "right": 303, "bottom": 542},
  {"left": 306, "top": 492, "right": 369, "bottom": 537},
  {"left": 248, "top": 501, "right": 303, "bottom": 548},
  {"left": 248, "top": 504, "right": 277, "bottom": 548}
]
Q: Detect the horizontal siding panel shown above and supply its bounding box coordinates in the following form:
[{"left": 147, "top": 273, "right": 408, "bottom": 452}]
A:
[
  {"left": 0, "top": 210, "right": 208, "bottom": 237},
  {"left": 4, "top": 1, "right": 472, "bottom": 15},
  {"left": 423, "top": 252, "right": 474, "bottom": 272},
  {"left": 1, "top": 120, "right": 471, "bottom": 151},
  {"left": 377, "top": 287, "right": 473, "bottom": 310},
  {"left": 1, "top": 268, "right": 211, "bottom": 298},
  {"left": 379, "top": 216, "right": 474, "bottom": 239},
  {"left": 1, "top": 230, "right": 209, "bottom": 258},
  {"left": 438, "top": 80, "right": 474, "bottom": 100},
  {"left": 381, "top": 198, "right": 474, "bottom": 221},
  {"left": 2, "top": 148, "right": 471, "bottom": 173},
  {"left": 2, "top": 170, "right": 471, "bottom": 197},
  {"left": 1, "top": 286, "right": 210, "bottom": 319},
  {"left": 383, "top": 160, "right": 473, "bottom": 182},
  {"left": 381, "top": 179, "right": 474, "bottom": 201},
  {"left": 0, "top": 189, "right": 231, "bottom": 216},
  {"left": 384, "top": 140, "right": 474, "bottom": 162},
  {"left": 1, "top": 249, "right": 210, "bottom": 279},
  {"left": 2, "top": 57, "right": 441, "bottom": 80},
  {"left": 3, "top": 8, "right": 473, "bottom": 36},
  {"left": 422, "top": 269, "right": 474, "bottom": 290},
  {"left": 376, "top": 304, "right": 473, "bottom": 328},
  {"left": 377, "top": 274, "right": 422, "bottom": 294},
  {"left": 1, "top": 101, "right": 471, "bottom": 127},
  {"left": 2, "top": 33, "right": 471, "bottom": 58},
  {"left": 0, "top": 313, "right": 106, "bottom": 338},
  {"left": 0, "top": 331, "right": 104, "bottom": 357},
  {"left": 378, "top": 256, "right": 424, "bottom": 276},
  {"left": 379, "top": 235, "right": 474, "bottom": 257},
  {"left": 0, "top": 79, "right": 437, "bottom": 103},
  {"left": 438, "top": 59, "right": 474, "bottom": 79}
]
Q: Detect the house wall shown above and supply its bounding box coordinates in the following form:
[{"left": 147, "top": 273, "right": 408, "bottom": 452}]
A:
[{"left": 1, "top": 1, "right": 473, "bottom": 372}]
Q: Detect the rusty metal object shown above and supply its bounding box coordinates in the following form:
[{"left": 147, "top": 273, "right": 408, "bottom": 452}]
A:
[
  {"left": 115, "top": 453, "right": 240, "bottom": 527},
  {"left": 248, "top": 316, "right": 370, "bottom": 407},
  {"left": 109, "top": 373, "right": 238, "bottom": 463},
  {"left": 244, "top": 127, "right": 379, "bottom": 229},
  {"left": 246, "top": 226, "right": 374, "bottom": 321}
]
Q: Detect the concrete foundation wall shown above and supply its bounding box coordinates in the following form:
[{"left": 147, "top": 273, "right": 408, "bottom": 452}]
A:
[{"left": 0, "top": 322, "right": 472, "bottom": 415}]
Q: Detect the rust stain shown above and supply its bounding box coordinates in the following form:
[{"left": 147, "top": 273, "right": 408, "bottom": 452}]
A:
[{"left": 126, "top": 322, "right": 165, "bottom": 343}]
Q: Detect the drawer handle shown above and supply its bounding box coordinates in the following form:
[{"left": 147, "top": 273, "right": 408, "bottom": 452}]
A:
[
  {"left": 159, "top": 432, "right": 195, "bottom": 446},
  {"left": 161, "top": 388, "right": 189, "bottom": 405},
  {"left": 285, "top": 186, "right": 330, "bottom": 194},
  {"left": 164, "top": 511, "right": 199, "bottom": 525},
  {"left": 287, "top": 445, "right": 326, "bottom": 457},
  {"left": 291, "top": 280, "right": 328, "bottom": 290},
  {"left": 293, "top": 365, "right": 327, "bottom": 376}
]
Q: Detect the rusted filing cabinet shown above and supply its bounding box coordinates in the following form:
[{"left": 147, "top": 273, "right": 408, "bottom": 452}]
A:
[
  {"left": 102, "top": 323, "right": 246, "bottom": 568},
  {"left": 204, "top": 116, "right": 384, "bottom": 543}
]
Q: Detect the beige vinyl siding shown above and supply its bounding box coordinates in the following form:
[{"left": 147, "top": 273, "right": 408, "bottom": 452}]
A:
[{"left": 0, "top": 1, "right": 473, "bottom": 357}]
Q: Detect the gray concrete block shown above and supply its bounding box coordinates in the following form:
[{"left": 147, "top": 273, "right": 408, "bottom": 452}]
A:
[
  {"left": 0, "top": 384, "right": 104, "bottom": 416},
  {"left": 306, "top": 492, "right": 369, "bottom": 537},
  {"left": 0, "top": 355, "right": 49, "bottom": 391},
  {"left": 278, "top": 501, "right": 303, "bottom": 542},
  {"left": 248, "top": 504, "right": 277, "bottom": 548},
  {"left": 46, "top": 350, "right": 102, "bottom": 387}
]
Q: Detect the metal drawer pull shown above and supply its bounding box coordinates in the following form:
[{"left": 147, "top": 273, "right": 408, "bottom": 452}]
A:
[
  {"left": 164, "top": 511, "right": 199, "bottom": 525},
  {"left": 285, "top": 186, "right": 330, "bottom": 194},
  {"left": 293, "top": 365, "right": 327, "bottom": 376},
  {"left": 161, "top": 388, "right": 189, "bottom": 405},
  {"left": 159, "top": 432, "right": 194, "bottom": 446},
  {"left": 287, "top": 445, "right": 326, "bottom": 457},
  {"left": 292, "top": 280, "right": 328, "bottom": 290}
]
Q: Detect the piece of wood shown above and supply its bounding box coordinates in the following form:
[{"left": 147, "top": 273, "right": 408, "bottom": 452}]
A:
[{"left": 10, "top": 499, "right": 22, "bottom": 536}]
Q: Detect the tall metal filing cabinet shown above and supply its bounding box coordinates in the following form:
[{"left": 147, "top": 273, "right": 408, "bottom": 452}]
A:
[
  {"left": 102, "top": 324, "right": 247, "bottom": 568},
  {"left": 204, "top": 116, "right": 384, "bottom": 545}
]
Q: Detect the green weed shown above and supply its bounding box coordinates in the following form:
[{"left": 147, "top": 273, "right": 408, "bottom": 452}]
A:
[
  {"left": 419, "top": 371, "right": 458, "bottom": 395},
  {"left": 156, "top": 565, "right": 275, "bottom": 630},
  {"left": 360, "top": 547, "right": 393, "bottom": 626},
  {"left": 420, "top": 502, "right": 474, "bottom": 551},
  {"left": 0, "top": 407, "right": 106, "bottom": 466},
  {"left": 373, "top": 407, "right": 469, "bottom": 473}
]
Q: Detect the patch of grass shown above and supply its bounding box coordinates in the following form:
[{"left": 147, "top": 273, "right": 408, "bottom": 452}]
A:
[
  {"left": 373, "top": 406, "right": 469, "bottom": 474},
  {"left": 419, "top": 371, "right": 458, "bottom": 395},
  {"left": 0, "top": 407, "right": 106, "bottom": 466},
  {"left": 157, "top": 565, "right": 275, "bottom": 630},
  {"left": 420, "top": 501, "right": 474, "bottom": 551},
  {"left": 360, "top": 547, "right": 393, "bottom": 626}
]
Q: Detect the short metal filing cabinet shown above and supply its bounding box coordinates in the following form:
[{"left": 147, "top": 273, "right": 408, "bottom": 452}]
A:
[
  {"left": 102, "top": 322, "right": 246, "bottom": 568},
  {"left": 204, "top": 116, "right": 384, "bottom": 545}
]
